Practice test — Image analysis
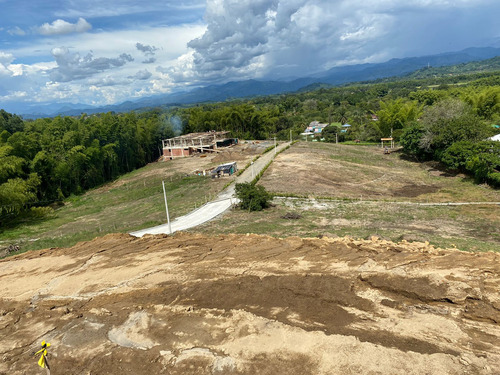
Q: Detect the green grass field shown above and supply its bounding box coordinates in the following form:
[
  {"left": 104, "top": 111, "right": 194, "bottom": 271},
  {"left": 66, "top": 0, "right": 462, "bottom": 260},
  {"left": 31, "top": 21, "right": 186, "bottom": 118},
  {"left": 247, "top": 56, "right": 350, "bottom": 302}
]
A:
[
  {"left": 0, "top": 160, "right": 228, "bottom": 253},
  {"left": 195, "top": 142, "right": 500, "bottom": 252}
]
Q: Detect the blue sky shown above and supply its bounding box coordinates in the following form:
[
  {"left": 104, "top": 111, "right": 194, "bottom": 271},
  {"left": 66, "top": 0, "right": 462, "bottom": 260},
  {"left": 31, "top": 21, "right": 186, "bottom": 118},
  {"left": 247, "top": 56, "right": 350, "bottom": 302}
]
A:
[{"left": 0, "top": 0, "right": 499, "bottom": 110}]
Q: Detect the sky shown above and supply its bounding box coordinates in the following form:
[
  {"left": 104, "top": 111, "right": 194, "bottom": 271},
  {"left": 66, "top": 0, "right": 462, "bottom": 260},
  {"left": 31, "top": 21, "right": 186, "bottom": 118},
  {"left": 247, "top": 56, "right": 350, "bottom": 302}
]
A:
[{"left": 0, "top": 0, "right": 499, "bottom": 109}]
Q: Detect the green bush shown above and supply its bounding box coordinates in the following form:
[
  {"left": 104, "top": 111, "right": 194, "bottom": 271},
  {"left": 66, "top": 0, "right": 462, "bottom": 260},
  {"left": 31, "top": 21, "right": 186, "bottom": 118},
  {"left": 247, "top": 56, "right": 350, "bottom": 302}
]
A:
[
  {"left": 466, "top": 152, "right": 500, "bottom": 183},
  {"left": 235, "top": 182, "right": 271, "bottom": 211},
  {"left": 400, "top": 125, "right": 429, "bottom": 159},
  {"left": 29, "top": 206, "right": 54, "bottom": 218},
  {"left": 441, "top": 141, "right": 485, "bottom": 171},
  {"left": 487, "top": 172, "right": 500, "bottom": 188}
]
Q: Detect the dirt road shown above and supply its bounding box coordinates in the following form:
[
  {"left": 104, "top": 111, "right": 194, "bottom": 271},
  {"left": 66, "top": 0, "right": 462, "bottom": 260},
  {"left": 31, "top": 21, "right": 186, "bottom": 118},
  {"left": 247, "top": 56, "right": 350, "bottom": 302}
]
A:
[
  {"left": 130, "top": 142, "right": 291, "bottom": 237},
  {"left": 1, "top": 232, "right": 499, "bottom": 374}
]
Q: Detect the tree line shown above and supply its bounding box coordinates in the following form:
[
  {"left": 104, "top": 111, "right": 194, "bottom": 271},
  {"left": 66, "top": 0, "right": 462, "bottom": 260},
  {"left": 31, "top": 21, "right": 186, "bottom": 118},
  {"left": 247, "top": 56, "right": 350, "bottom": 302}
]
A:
[{"left": 0, "top": 110, "right": 173, "bottom": 224}]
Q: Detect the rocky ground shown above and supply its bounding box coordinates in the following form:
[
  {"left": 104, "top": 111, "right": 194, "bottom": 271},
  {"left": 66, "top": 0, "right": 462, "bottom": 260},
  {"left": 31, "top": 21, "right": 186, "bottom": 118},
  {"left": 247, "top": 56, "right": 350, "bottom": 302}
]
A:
[{"left": 1, "top": 232, "right": 499, "bottom": 374}]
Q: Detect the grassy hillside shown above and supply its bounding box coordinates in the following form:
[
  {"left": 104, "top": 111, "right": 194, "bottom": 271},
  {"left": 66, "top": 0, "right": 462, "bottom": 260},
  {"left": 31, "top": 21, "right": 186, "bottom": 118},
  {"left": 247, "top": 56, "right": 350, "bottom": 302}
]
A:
[
  {"left": 0, "top": 147, "right": 261, "bottom": 254},
  {"left": 0, "top": 165, "right": 217, "bottom": 253},
  {"left": 196, "top": 142, "right": 500, "bottom": 253}
]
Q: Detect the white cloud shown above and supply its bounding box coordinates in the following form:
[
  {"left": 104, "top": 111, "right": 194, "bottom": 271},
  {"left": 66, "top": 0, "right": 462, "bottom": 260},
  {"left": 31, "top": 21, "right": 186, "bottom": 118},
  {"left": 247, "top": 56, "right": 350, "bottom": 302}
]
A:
[
  {"left": 0, "top": 23, "right": 205, "bottom": 107},
  {"left": 7, "top": 26, "right": 26, "bottom": 36},
  {"left": 87, "top": 75, "right": 124, "bottom": 87},
  {"left": 0, "top": 23, "right": 205, "bottom": 106},
  {"left": 142, "top": 57, "right": 156, "bottom": 64},
  {"left": 37, "top": 17, "right": 92, "bottom": 36},
  {"left": 129, "top": 69, "right": 152, "bottom": 80},
  {"left": 54, "top": 0, "right": 205, "bottom": 19},
  {"left": 0, "top": 52, "right": 15, "bottom": 77},
  {"left": 0, "top": 91, "right": 28, "bottom": 101},
  {"left": 1, "top": 0, "right": 499, "bottom": 109},
  {"left": 136, "top": 42, "right": 159, "bottom": 64},
  {"left": 136, "top": 43, "right": 158, "bottom": 55},
  {"left": 0, "top": 51, "right": 14, "bottom": 66}
]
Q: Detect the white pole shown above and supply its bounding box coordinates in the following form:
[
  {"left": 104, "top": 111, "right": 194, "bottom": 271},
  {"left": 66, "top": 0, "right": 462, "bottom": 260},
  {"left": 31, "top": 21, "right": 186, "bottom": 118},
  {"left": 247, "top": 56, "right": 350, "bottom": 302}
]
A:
[
  {"left": 290, "top": 129, "right": 292, "bottom": 142},
  {"left": 162, "top": 181, "right": 172, "bottom": 234},
  {"left": 251, "top": 161, "right": 254, "bottom": 179},
  {"left": 274, "top": 136, "right": 276, "bottom": 155}
]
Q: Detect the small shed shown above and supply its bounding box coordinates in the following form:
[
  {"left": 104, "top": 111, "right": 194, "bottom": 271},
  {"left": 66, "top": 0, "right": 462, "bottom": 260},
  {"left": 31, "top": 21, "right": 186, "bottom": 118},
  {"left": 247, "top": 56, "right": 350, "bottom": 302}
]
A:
[{"left": 211, "top": 162, "right": 238, "bottom": 178}]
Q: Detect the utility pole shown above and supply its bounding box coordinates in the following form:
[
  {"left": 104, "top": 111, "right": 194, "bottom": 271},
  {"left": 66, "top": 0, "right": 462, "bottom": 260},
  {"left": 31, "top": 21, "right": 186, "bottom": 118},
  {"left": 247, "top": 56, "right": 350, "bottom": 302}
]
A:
[
  {"left": 162, "top": 181, "right": 172, "bottom": 234},
  {"left": 274, "top": 136, "right": 276, "bottom": 155},
  {"left": 336, "top": 133, "right": 338, "bottom": 144},
  {"left": 251, "top": 161, "right": 254, "bottom": 179},
  {"left": 290, "top": 129, "right": 292, "bottom": 142}
]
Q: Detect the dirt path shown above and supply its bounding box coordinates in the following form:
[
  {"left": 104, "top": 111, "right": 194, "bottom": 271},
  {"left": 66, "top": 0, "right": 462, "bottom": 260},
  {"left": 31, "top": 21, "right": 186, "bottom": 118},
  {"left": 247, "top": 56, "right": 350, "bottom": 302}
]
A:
[
  {"left": 130, "top": 142, "right": 291, "bottom": 237},
  {"left": 274, "top": 196, "right": 500, "bottom": 206},
  {"left": 1, "top": 232, "right": 499, "bottom": 374}
]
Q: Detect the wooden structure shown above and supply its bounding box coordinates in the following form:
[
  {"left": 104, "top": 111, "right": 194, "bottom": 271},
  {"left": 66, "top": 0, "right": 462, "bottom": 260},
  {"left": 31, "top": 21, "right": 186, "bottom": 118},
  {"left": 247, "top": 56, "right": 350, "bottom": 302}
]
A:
[
  {"left": 211, "top": 162, "right": 238, "bottom": 178},
  {"left": 381, "top": 137, "right": 394, "bottom": 149},
  {"left": 162, "top": 131, "right": 236, "bottom": 160}
]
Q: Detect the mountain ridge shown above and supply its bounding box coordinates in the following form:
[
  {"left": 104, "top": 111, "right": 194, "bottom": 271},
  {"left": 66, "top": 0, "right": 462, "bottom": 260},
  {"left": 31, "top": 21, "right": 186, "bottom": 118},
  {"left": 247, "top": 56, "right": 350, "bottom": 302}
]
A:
[{"left": 8, "top": 46, "right": 500, "bottom": 119}]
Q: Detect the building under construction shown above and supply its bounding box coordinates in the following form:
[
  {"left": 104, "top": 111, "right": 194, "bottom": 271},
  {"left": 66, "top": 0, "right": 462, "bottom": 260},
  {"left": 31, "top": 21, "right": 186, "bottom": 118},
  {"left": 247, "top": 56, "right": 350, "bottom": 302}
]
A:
[{"left": 162, "top": 131, "right": 237, "bottom": 160}]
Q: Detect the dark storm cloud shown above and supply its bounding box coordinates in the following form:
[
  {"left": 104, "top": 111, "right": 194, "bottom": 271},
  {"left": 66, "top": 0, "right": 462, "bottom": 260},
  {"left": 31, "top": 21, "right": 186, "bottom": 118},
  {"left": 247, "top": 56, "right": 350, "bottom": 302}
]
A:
[
  {"left": 50, "top": 47, "right": 134, "bottom": 82},
  {"left": 169, "top": 0, "right": 500, "bottom": 84}
]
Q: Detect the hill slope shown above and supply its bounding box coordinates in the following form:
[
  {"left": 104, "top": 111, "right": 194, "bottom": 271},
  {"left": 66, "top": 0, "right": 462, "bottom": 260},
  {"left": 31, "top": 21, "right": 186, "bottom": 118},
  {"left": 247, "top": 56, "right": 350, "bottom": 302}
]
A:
[{"left": 1, "top": 232, "right": 499, "bottom": 374}]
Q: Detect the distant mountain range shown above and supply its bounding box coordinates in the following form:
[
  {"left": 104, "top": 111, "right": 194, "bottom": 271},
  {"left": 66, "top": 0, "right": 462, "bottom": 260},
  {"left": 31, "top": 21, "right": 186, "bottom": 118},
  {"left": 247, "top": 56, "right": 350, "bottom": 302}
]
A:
[{"left": 9, "top": 46, "right": 500, "bottom": 119}]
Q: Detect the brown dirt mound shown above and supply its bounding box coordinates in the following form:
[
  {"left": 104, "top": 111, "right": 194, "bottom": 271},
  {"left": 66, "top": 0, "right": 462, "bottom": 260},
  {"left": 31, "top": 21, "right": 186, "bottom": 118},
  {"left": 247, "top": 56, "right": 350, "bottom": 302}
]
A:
[
  {"left": 1, "top": 233, "right": 499, "bottom": 374},
  {"left": 211, "top": 151, "right": 248, "bottom": 163}
]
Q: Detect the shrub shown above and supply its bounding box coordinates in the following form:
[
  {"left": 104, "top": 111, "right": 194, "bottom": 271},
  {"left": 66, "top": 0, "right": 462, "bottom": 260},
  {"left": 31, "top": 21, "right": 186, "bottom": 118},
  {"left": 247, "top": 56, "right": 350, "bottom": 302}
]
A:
[
  {"left": 235, "top": 182, "right": 271, "bottom": 211},
  {"left": 441, "top": 141, "right": 484, "bottom": 171},
  {"left": 487, "top": 172, "right": 500, "bottom": 188},
  {"left": 400, "top": 125, "right": 429, "bottom": 159},
  {"left": 29, "top": 206, "right": 54, "bottom": 218},
  {"left": 466, "top": 152, "right": 500, "bottom": 183}
]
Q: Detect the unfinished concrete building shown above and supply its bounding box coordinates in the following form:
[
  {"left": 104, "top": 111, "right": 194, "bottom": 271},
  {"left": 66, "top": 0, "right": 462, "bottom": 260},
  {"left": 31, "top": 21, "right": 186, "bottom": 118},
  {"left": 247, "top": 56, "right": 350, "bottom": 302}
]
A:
[{"left": 162, "top": 131, "right": 237, "bottom": 160}]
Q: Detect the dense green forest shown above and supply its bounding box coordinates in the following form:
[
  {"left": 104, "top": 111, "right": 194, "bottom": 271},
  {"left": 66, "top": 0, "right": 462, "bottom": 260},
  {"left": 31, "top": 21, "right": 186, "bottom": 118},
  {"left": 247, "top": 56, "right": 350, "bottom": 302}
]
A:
[
  {"left": 1, "top": 68, "right": 499, "bottom": 225},
  {"left": 0, "top": 110, "right": 174, "bottom": 224}
]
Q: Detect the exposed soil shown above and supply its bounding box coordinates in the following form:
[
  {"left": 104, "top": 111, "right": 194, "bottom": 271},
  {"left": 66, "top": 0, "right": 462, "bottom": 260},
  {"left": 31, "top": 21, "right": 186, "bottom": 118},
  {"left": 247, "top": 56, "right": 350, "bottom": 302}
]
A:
[
  {"left": 1, "top": 232, "right": 499, "bottom": 374},
  {"left": 259, "top": 142, "right": 500, "bottom": 202},
  {"left": 392, "top": 184, "right": 441, "bottom": 197}
]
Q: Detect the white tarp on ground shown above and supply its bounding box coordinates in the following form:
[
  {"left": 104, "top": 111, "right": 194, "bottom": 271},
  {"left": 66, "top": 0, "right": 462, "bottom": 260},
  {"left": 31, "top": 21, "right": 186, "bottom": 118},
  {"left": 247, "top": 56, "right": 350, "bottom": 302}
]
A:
[{"left": 489, "top": 134, "right": 500, "bottom": 141}]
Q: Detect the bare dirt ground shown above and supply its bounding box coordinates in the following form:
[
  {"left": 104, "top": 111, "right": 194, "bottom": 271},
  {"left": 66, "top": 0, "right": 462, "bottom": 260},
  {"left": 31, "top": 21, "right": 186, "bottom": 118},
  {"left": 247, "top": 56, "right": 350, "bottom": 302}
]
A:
[
  {"left": 260, "top": 142, "right": 500, "bottom": 202},
  {"left": 1, "top": 233, "right": 499, "bottom": 374}
]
